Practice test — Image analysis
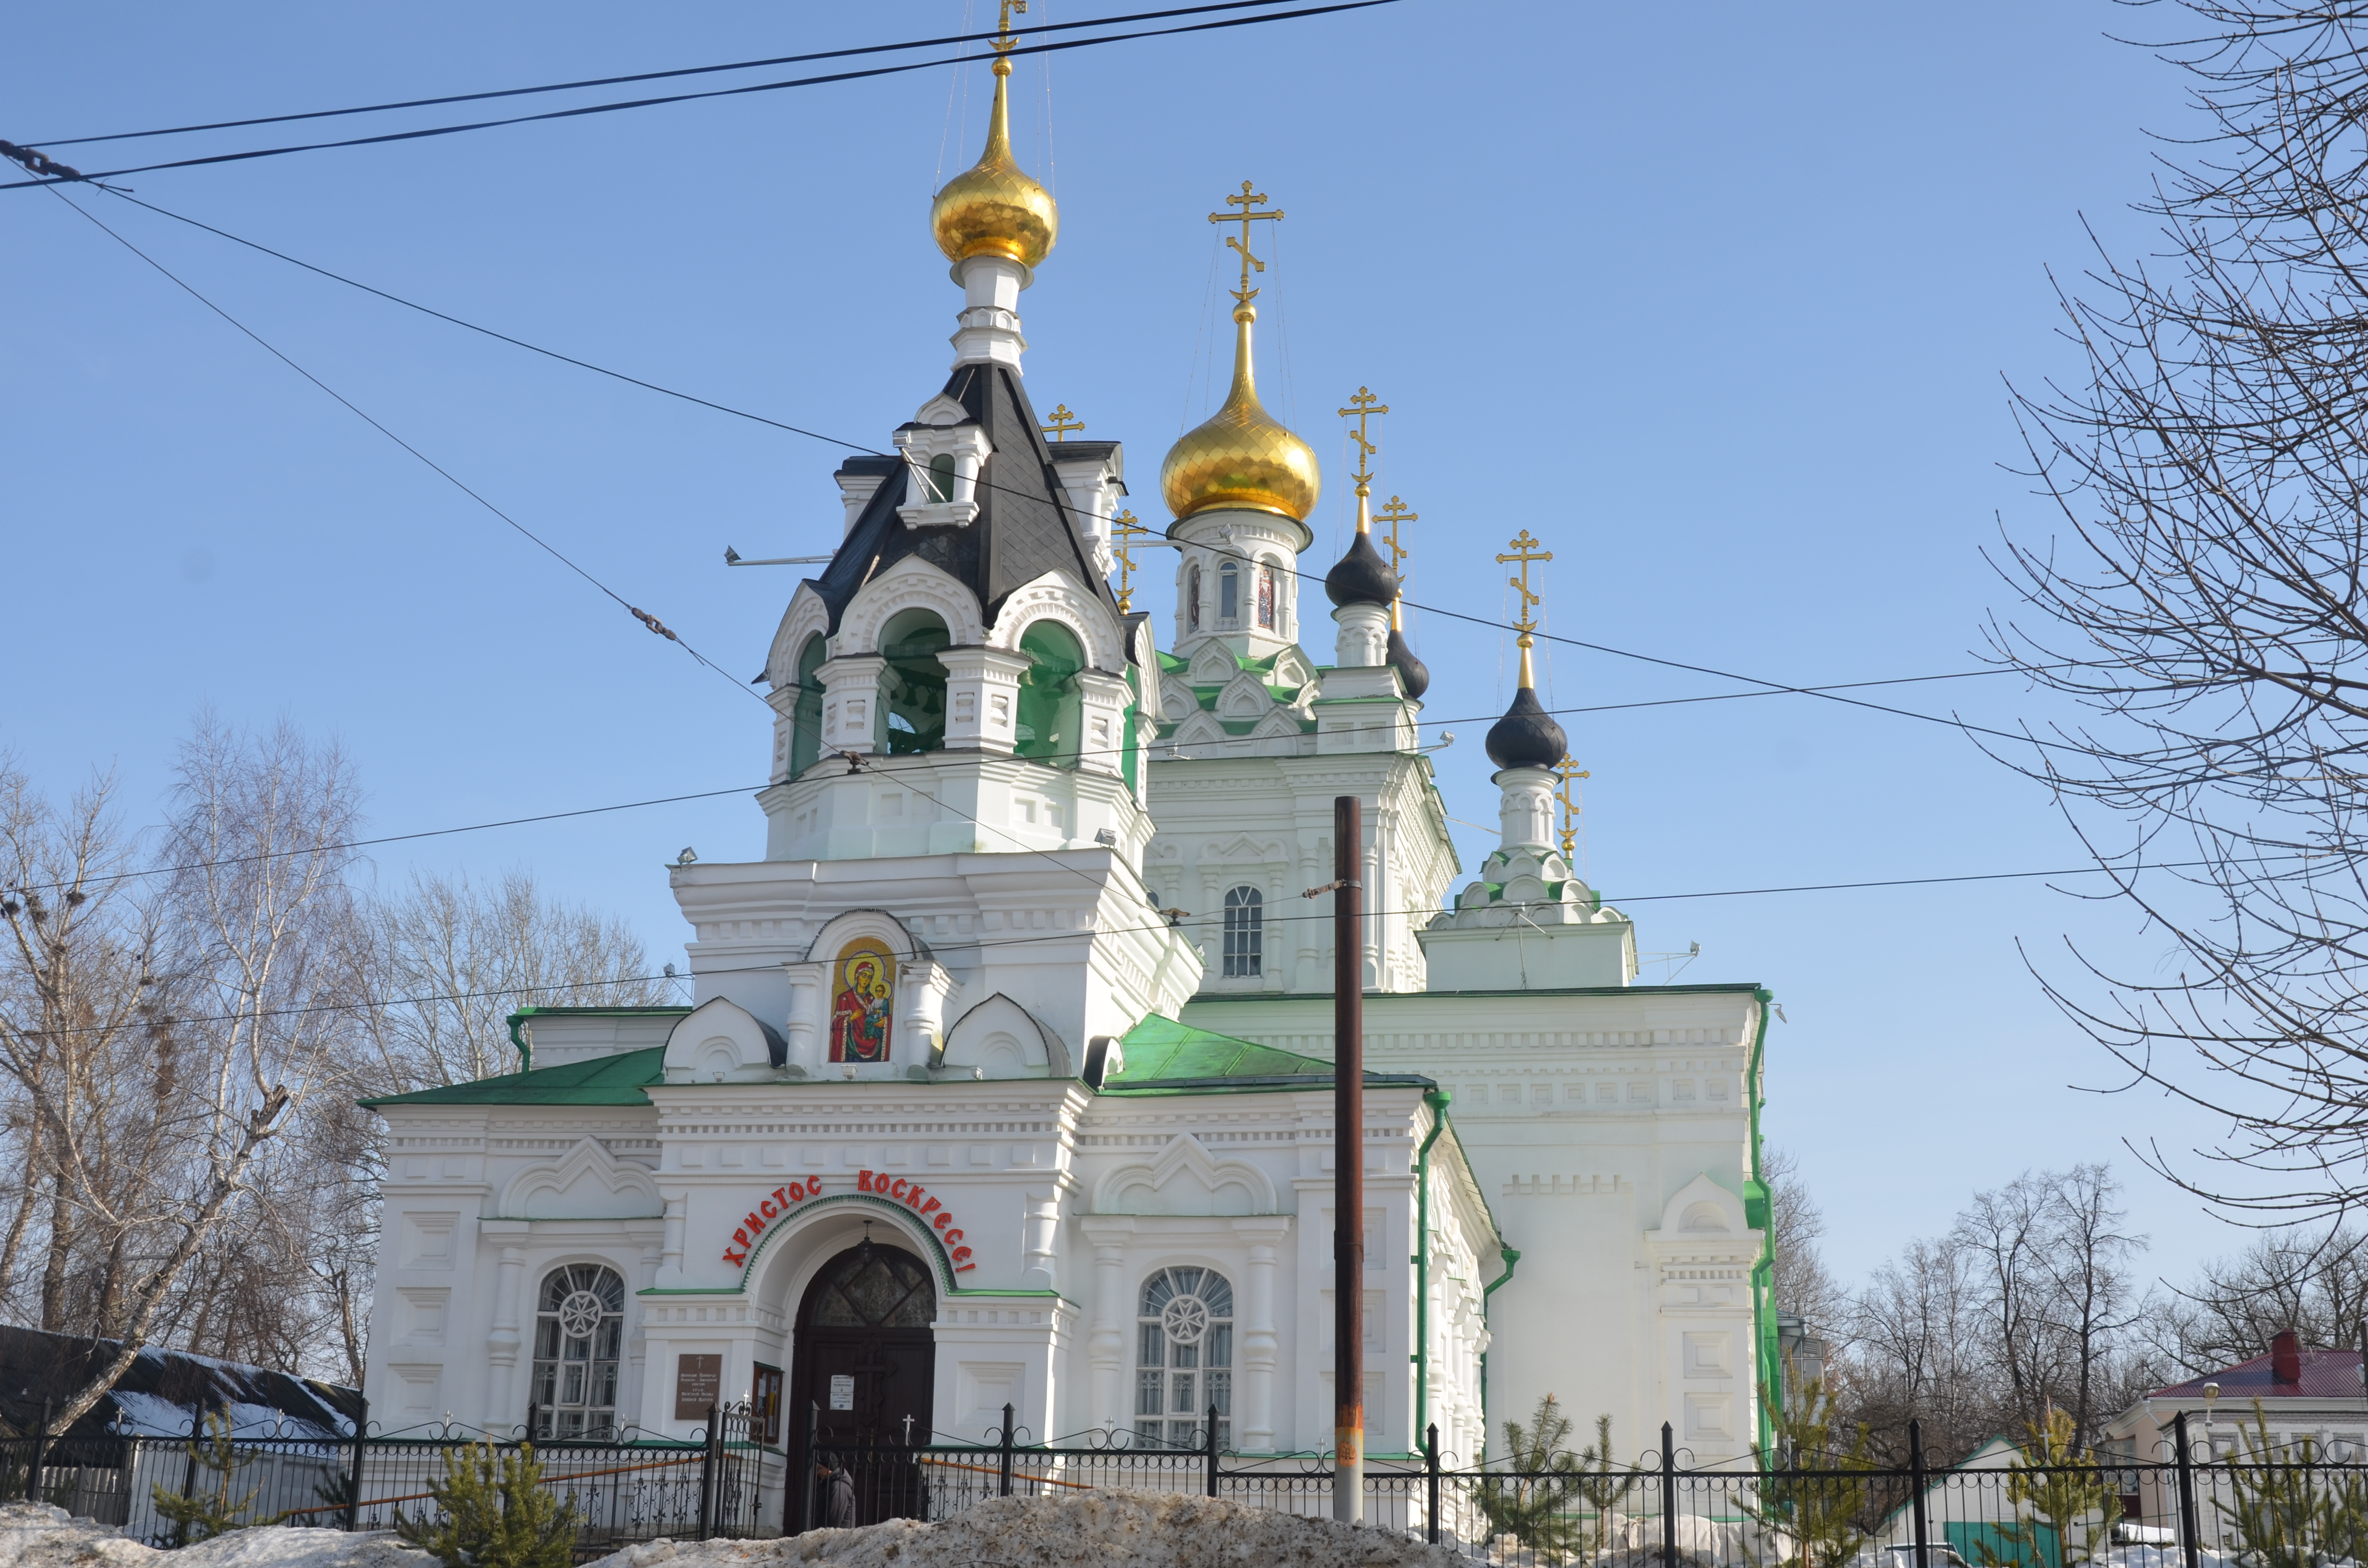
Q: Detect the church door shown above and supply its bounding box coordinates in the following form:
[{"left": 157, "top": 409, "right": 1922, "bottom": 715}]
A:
[{"left": 785, "top": 1237, "right": 936, "bottom": 1531}]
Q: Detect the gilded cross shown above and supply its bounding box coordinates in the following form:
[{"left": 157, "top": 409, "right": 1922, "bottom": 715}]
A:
[
  {"left": 1338, "top": 387, "right": 1386, "bottom": 485},
  {"left": 1042, "top": 404, "right": 1084, "bottom": 441},
  {"left": 1111, "top": 509, "right": 1148, "bottom": 614},
  {"left": 1376, "top": 495, "right": 1417, "bottom": 576},
  {"left": 1554, "top": 757, "right": 1591, "bottom": 861},
  {"left": 1209, "top": 182, "right": 1283, "bottom": 305},
  {"left": 992, "top": 0, "right": 1027, "bottom": 53},
  {"left": 1496, "top": 530, "right": 1553, "bottom": 636}
]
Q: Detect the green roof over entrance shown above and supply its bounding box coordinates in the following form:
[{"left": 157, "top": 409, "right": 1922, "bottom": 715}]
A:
[
  {"left": 1103, "top": 1016, "right": 1430, "bottom": 1095},
  {"left": 359, "top": 1047, "right": 664, "bottom": 1109}
]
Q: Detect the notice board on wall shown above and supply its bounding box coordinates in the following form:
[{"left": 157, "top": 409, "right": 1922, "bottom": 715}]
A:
[{"left": 674, "top": 1354, "right": 723, "bottom": 1421}]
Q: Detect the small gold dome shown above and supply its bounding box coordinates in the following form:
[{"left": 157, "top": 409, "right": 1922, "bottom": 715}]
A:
[
  {"left": 1161, "top": 305, "right": 1320, "bottom": 523},
  {"left": 931, "top": 61, "right": 1057, "bottom": 270}
]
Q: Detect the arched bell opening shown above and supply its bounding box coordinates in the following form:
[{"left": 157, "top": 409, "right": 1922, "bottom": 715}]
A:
[
  {"left": 1014, "top": 619, "right": 1083, "bottom": 766},
  {"left": 878, "top": 607, "right": 950, "bottom": 756}
]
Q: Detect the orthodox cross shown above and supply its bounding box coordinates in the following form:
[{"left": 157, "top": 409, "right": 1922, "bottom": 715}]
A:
[
  {"left": 1496, "top": 530, "right": 1553, "bottom": 637},
  {"left": 1111, "top": 509, "right": 1148, "bottom": 613},
  {"left": 1042, "top": 404, "right": 1085, "bottom": 441},
  {"left": 1338, "top": 387, "right": 1386, "bottom": 488},
  {"left": 1376, "top": 495, "right": 1417, "bottom": 576},
  {"left": 1209, "top": 182, "right": 1283, "bottom": 305},
  {"left": 1554, "top": 757, "right": 1591, "bottom": 861}
]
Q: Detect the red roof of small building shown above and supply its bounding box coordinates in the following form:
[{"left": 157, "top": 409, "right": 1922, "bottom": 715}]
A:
[{"left": 2151, "top": 1343, "right": 2365, "bottom": 1401}]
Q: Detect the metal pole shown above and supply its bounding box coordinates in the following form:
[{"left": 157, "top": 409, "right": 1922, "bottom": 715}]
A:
[
  {"left": 1426, "top": 1422, "right": 1441, "bottom": 1546},
  {"left": 697, "top": 1402, "right": 718, "bottom": 1542},
  {"left": 344, "top": 1397, "right": 368, "bottom": 1533},
  {"left": 800, "top": 1402, "right": 818, "bottom": 1535},
  {"left": 1661, "top": 1420, "right": 1677, "bottom": 1568},
  {"left": 175, "top": 1406, "right": 203, "bottom": 1548},
  {"left": 999, "top": 1402, "right": 1014, "bottom": 1498},
  {"left": 27, "top": 1399, "right": 48, "bottom": 1506},
  {"left": 1333, "top": 793, "right": 1365, "bottom": 1525},
  {"left": 1909, "top": 1418, "right": 1929, "bottom": 1568},
  {"left": 2174, "top": 1411, "right": 2201, "bottom": 1568},
  {"left": 1206, "top": 1403, "right": 1220, "bottom": 1498}
]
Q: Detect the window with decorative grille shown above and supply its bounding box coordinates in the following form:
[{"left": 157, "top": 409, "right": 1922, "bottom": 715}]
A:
[{"left": 1135, "top": 1266, "right": 1232, "bottom": 1449}]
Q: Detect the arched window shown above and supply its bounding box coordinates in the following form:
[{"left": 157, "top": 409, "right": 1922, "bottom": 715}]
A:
[
  {"left": 1256, "top": 563, "right": 1276, "bottom": 630},
  {"left": 790, "top": 634, "right": 828, "bottom": 779},
  {"left": 530, "top": 1263, "right": 625, "bottom": 1439},
  {"left": 1187, "top": 564, "right": 1202, "bottom": 631},
  {"left": 1218, "top": 561, "right": 1239, "bottom": 624},
  {"left": 1015, "top": 620, "right": 1084, "bottom": 766},
  {"left": 879, "top": 607, "right": 950, "bottom": 755},
  {"left": 1222, "top": 886, "right": 1262, "bottom": 978},
  {"left": 1136, "top": 1267, "right": 1233, "bottom": 1449},
  {"left": 924, "top": 453, "right": 957, "bottom": 503}
]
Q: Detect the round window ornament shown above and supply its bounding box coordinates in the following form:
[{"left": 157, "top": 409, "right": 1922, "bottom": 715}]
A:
[
  {"left": 1160, "top": 1294, "right": 1210, "bottom": 1347},
  {"left": 558, "top": 1289, "right": 607, "bottom": 1338}
]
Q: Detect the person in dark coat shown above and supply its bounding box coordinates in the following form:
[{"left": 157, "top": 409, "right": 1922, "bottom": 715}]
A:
[{"left": 814, "top": 1457, "right": 857, "bottom": 1529}]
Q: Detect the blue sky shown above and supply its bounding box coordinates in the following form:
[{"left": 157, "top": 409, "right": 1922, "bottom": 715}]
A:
[{"left": 4, "top": 2, "right": 2240, "bottom": 1289}]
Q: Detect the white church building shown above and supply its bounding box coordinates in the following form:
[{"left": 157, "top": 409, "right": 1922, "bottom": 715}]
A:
[{"left": 360, "top": 40, "right": 1778, "bottom": 1511}]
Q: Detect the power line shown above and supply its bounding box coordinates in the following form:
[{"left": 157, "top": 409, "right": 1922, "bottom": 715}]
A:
[
  {"left": 39, "top": 183, "right": 764, "bottom": 711},
  {"left": 54, "top": 855, "right": 2260, "bottom": 1037},
  {"left": 9, "top": 673, "right": 2047, "bottom": 898},
  {"left": 80, "top": 185, "right": 2100, "bottom": 765},
  {"left": 0, "top": 1, "right": 1393, "bottom": 190},
  {"left": 23, "top": 0, "right": 1319, "bottom": 150}
]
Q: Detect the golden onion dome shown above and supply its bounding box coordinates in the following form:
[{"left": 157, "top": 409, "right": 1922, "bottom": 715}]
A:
[
  {"left": 1160, "top": 304, "right": 1321, "bottom": 523},
  {"left": 930, "top": 59, "right": 1057, "bottom": 270}
]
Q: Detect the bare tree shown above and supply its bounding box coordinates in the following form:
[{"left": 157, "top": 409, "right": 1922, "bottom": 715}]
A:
[
  {"left": 2144, "top": 1226, "right": 2368, "bottom": 1375},
  {"left": 1765, "top": 1145, "right": 1847, "bottom": 1343},
  {"left": 0, "top": 720, "right": 363, "bottom": 1433},
  {"left": 1845, "top": 1235, "right": 1993, "bottom": 1464},
  {"left": 1990, "top": 2, "right": 2368, "bottom": 1221}
]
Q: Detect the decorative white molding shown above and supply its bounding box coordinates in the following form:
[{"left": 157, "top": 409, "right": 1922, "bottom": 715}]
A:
[
  {"left": 500, "top": 1137, "right": 666, "bottom": 1219},
  {"left": 1092, "top": 1132, "right": 1279, "bottom": 1216}
]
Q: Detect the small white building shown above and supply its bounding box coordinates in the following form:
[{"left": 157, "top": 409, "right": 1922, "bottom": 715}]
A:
[{"left": 359, "top": 51, "right": 1780, "bottom": 1519}]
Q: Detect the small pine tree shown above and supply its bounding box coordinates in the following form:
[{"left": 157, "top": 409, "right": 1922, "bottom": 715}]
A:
[
  {"left": 1475, "top": 1393, "right": 1591, "bottom": 1561},
  {"left": 1573, "top": 1414, "right": 1639, "bottom": 1558},
  {"left": 2213, "top": 1403, "right": 2368, "bottom": 1568},
  {"left": 150, "top": 1409, "right": 261, "bottom": 1545},
  {"left": 396, "top": 1441, "right": 577, "bottom": 1568},
  {"left": 1974, "top": 1409, "right": 2121, "bottom": 1568},
  {"left": 1745, "top": 1379, "right": 1878, "bottom": 1568}
]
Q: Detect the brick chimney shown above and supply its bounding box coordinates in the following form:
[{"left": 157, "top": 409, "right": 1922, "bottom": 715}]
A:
[{"left": 2273, "top": 1328, "right": 2302, "bottom": 1384}]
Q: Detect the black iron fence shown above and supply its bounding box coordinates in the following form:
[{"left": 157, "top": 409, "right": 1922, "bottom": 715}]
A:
[{"left": 7, "top": 1403, "right": 2361, "bottom": 1566}]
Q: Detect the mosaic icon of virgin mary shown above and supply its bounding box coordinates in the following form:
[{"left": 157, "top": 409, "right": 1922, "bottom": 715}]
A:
[{"left": 830, "top": 939, "right": 895, "bottom": 1064}]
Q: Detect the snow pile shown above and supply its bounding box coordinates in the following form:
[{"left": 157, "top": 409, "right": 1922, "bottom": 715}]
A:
[
  {"left": 0, "top": 1502, "right": 431, "bottom": 1568},
  {"left": 584, "top": 1493, "right": 1471, "bottom": 1568}
]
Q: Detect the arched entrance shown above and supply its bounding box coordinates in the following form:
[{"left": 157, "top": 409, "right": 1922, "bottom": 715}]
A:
[{"left": 785, "top": 1232, "right": 936, "bottom": 1530}]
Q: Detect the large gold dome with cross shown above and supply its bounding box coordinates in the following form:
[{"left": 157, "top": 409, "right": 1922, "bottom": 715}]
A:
[
  {"left": 1161, "top": 305, "right": 1320, "bottom": 523},
  {"left": 930, "top": 58, "right": 1057, "bottom": 270}
]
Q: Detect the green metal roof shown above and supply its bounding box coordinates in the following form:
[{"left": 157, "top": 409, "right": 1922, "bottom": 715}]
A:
[
  {"left": 1102, "top": 1016, "right": 1431, "bottom": 1096},
  {"left": 360, "top": 1048, "right": 664, "bottom": 1109}
]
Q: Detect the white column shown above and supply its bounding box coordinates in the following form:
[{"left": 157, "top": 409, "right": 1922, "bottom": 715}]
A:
[
  {"left": 818, "top": 654, "right": 887, "bottom": 756},
  {"left": 1080, "top": 1218, "right": 1134, "bottom": 1434},
  {"left": 783, "top": 963, "right": 827, "bottom": 1075},
  {"left": 1332, "top": 603, "right": 1389, "bottom": 669},
  {"left": 951, "top": 254, "right": 1029, "bottom": 370},
  {"left": 939, "top": 647, "right": 1031, "bottom": 752},
  {"left": 1495, "top": 765, "right": 1557, "bottom": 852},
  {"left": 1023, "top": 1193, "right": 1061, "bottom": 1288},
  {"left": 657, "top": 1197, "right": 687, "bottom": 1287},
  {"left": 900, "top": 959, "right": 957, "bottom": 1068},
  {"left": 1236, "top": 1218, "right": 1292, "bottom": 1452},
  {"left": 486, "top": 1243, "right": 528, "bottom": 1426},
  {"left": 628, "top": 1243, "right": 660, "bottom": 1430},
  {"left": 1074, "top": 670, "right": 1132, "bottom": 779}
]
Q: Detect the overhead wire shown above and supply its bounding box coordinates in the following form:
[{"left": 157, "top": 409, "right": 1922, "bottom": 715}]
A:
[
  {"left": 0, "top": 1, "right": 1394, "bottom": 190},
  {"left": 77, "top": 185, "right": 2101, "bottom": 765},
  {"left": 41, "top": 853, "right": 2286, "bottom": 1038},
  {"left": 8, "top": 672, "right": 2049, "bottom": 898},
  {"left": 22, "top": 0, "right": 1307, "bottom": 150},
  {"left": 37, "top": 183, "right": 765, "bottom": 710}
]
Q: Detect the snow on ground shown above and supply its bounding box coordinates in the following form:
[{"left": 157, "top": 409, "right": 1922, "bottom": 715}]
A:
[
  {"left": 584, "top": 1493, "right": 1475, "bottom": 1568},
  {"left": 0, "top": 1503, "right": 430, "bottom": 1568}
]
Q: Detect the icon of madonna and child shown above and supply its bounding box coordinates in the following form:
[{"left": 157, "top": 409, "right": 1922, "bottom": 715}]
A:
[{"left": 829, "top": 939, "right": 896, "bottom": 1064}]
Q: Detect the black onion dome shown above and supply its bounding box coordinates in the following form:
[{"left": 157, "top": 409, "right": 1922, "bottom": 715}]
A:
[
  {"left": 1485, "top": 683, "right": 1567, "bottom": 770},
  {"left": 1385, "top": 625, "right": 1430, "bottom": 700},
  {"left": 1324, "top": 530, "right": 1400, "bottom": 608}
]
